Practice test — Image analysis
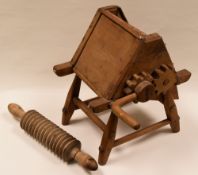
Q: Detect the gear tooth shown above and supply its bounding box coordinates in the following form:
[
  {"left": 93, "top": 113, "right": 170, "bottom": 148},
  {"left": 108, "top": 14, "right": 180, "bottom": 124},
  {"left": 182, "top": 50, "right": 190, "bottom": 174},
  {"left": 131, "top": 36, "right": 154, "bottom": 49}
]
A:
[
  {"left": 167, "top": 64, "right": 174, "bottom": 70},
  {"left": 133, "top": 74, "right": 139, "bottom": 80},
  {"left": 155, "top": 68, "right": 164, "bottom": 76},
  {"left": 160, "top": 64, "right": 169, "bottom": 71},
  {"left": 147, "top": 74, "right": 153, "bottom": 81},
  {"left": 133, "top": 74, "right": 144, "bottom": 82},
  {"left": 126, "top": 80, "right": 137, "bottom": 88},
  {"left": 141, "top": 71, "right": 153, "bottom": 81},
  {"left": 139, "top": 76, "right": 144, "bottom": 81},
  {"left": 140, "top": 71, "right": 148, "bottom": 79},
  {"left": 151, "top": 64, "right": 177, "bottom": 96}
]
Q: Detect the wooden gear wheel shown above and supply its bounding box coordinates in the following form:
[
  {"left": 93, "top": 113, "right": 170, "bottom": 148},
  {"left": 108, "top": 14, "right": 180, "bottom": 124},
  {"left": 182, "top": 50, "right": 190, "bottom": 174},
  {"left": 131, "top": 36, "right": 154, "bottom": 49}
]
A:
[{"left": 151, "top": 64, "right": 177, "bottom": 96}]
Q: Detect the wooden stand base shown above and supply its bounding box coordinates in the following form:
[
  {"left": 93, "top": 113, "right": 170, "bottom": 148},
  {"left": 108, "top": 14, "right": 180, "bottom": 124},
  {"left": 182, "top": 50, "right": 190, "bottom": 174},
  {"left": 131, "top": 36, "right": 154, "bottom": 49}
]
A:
[{"left": 60, "top": 76, "right": 182, "bottom": 165}]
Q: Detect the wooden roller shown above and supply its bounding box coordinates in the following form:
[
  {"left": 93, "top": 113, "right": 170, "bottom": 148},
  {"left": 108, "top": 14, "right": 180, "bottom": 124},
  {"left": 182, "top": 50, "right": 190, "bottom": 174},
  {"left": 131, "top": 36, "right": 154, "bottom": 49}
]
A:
[{"left": 8, "top": 103, "right": 98, "bottom": 171}]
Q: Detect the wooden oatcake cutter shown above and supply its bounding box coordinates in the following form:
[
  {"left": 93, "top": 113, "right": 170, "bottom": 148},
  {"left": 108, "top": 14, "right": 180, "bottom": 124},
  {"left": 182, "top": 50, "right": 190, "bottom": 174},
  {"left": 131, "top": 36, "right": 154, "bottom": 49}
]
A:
[{"left": 53, "top": 5, "right": 191, "bottom": 165}]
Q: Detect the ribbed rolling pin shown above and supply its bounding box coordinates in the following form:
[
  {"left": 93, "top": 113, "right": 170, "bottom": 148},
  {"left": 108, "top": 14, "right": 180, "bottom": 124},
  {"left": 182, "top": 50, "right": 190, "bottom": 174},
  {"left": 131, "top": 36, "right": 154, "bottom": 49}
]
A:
[{"left": 8, "top": 103, "right": 98, "bottom": 171}]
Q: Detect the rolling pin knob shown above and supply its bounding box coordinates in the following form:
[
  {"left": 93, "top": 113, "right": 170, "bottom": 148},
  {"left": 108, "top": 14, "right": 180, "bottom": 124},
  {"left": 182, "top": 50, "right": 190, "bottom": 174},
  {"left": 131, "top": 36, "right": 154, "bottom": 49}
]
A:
[
  {"left": 70, "top": 148, "right": 98, "bottom": 171},
  {"left": 8, "top": 103, "right": 25, "bottom": 121}
]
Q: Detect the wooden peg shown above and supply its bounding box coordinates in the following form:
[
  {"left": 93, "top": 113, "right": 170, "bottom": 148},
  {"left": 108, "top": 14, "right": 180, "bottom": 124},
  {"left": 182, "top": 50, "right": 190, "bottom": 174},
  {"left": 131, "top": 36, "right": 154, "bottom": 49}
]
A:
[
  {"left": 176, "top": 69, "right": 191, "bottom": 85},
  {"left": 53, "top": 61, "right": 73, "bottom": 76}
]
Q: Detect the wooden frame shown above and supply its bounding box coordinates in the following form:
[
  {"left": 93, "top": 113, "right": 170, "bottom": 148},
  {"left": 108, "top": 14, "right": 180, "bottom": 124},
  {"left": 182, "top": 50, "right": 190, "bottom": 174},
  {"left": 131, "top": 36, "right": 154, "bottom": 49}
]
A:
[{"left": 53, "top": 6, "right": 191, "bottom": 165}]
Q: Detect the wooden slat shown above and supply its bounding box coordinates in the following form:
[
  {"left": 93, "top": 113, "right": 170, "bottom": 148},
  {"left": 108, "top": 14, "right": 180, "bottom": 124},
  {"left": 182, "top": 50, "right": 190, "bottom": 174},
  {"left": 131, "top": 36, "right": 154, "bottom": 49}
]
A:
[
  {"left": 101, "top": 10, "right": 146, "bottom": 39},
  {"left": 73, "top": 98, "right": 106, "bottom": 131},
  {"left": 98, "top": 112, "right": 118, "bottom": 165},
  {"left": 53, "top": 61, "right": 73, "bottom": 76},
  {"left": 98, "top": 5, "right": 128, "bottom": 22},
  {"left": 88, "top": 97, "right": 110, "bottom": 113},
  {"left": 71, "top": 10, "right": 102, "bottom": 65},
  {"left": 62, "top": 76, "right": 81, "bottom": 125},
  {"left": 163, "top": 91, "right": 180, "bottom": 132},
  {"left": 73, "top": 97, "right": 110, "bottom": 113},
  {"left": 114, "top": 119, "right": 170, "bottom": 147}
]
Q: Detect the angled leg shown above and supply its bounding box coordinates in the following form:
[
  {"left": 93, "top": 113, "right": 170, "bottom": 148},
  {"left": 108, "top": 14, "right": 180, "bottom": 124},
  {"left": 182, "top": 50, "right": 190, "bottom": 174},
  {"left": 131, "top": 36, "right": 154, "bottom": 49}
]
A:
[
  {"left": 62, "top": 75, "right": 81, "bottom": 125},
  {"left": 163, "top": 91, "right": 180, "bottom": 133},
  {"left": 98, "top": 112, "right": 118, "bottom": 165}
]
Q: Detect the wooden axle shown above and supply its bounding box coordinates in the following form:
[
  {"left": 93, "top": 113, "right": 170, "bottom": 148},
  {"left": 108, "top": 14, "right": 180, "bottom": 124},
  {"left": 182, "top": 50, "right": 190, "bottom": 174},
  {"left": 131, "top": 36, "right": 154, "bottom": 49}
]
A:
[{"left": 8, "top": 103, "right": 98, "bottom": 171}]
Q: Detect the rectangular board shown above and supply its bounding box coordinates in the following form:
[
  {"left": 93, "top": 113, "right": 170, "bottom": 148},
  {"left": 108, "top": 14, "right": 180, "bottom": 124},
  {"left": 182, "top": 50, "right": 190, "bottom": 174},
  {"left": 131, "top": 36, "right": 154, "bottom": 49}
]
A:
[{"left": 74, "top": 14, "right": 141, "bottom": 99}]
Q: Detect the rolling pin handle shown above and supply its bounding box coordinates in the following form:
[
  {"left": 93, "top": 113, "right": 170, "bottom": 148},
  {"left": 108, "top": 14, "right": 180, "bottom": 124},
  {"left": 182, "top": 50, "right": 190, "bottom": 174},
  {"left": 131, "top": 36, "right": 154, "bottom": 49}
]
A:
[
  {"left": 8, "top": 103, "right": 26, "bottom": 121},
  {"left": 70, "top": 148, "right": 98, "bottom": 171}
]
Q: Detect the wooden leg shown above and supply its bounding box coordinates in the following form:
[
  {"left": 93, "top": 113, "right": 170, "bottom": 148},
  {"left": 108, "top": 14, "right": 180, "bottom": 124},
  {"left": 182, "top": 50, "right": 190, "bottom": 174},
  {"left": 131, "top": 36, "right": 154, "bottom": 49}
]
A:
[
  {"left": 98, "top": 112, "right": 118, "bottom": 165},
  {"left": 62, "top": 75, "right": 81, "bottom": 125},
  {"left": 163, "top": 91, "right": 180, "bottom": 133}
]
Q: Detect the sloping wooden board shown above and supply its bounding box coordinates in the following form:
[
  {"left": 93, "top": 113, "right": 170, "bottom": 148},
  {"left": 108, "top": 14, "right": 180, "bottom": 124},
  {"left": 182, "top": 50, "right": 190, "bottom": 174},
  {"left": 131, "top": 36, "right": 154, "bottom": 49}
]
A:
[
  {"left": 74, "top": 14, "right": 142, "bottom": 99},
  {"left": 73, "top": 6, "right": 178, "bottom": 100}
]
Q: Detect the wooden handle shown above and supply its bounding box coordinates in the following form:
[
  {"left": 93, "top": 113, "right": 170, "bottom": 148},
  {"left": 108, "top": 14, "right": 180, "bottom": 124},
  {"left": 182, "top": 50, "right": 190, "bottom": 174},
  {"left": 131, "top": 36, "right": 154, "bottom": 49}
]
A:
[
  {"left": 70, "top": 148, "right": 98, "bottom": 171},
  {"left": 176, "top": 69, "right": 191, "bottom": 85},
  {"left": 53, "top": 61, "right": 73, "bottom": 76},
  {"left": 8, "top": 103, "right": 26, "bottom": 121},
  {"left": 111, "top": 93, "right": 140, "bottom": 130}
]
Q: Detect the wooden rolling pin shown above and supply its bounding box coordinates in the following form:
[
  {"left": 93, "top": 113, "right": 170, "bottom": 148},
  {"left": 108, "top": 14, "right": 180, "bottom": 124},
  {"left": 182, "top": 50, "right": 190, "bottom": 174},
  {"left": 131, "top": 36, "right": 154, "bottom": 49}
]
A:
[{"left": 8, "top": 103, "right": 98, "bottom": 171}]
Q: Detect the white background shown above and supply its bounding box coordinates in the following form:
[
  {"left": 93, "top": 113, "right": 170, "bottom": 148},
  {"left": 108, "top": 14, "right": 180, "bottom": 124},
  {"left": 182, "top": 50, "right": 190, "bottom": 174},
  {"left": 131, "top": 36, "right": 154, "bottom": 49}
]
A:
[{"left": 0, "top": 0, "right": 197, "bottom": 175}]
